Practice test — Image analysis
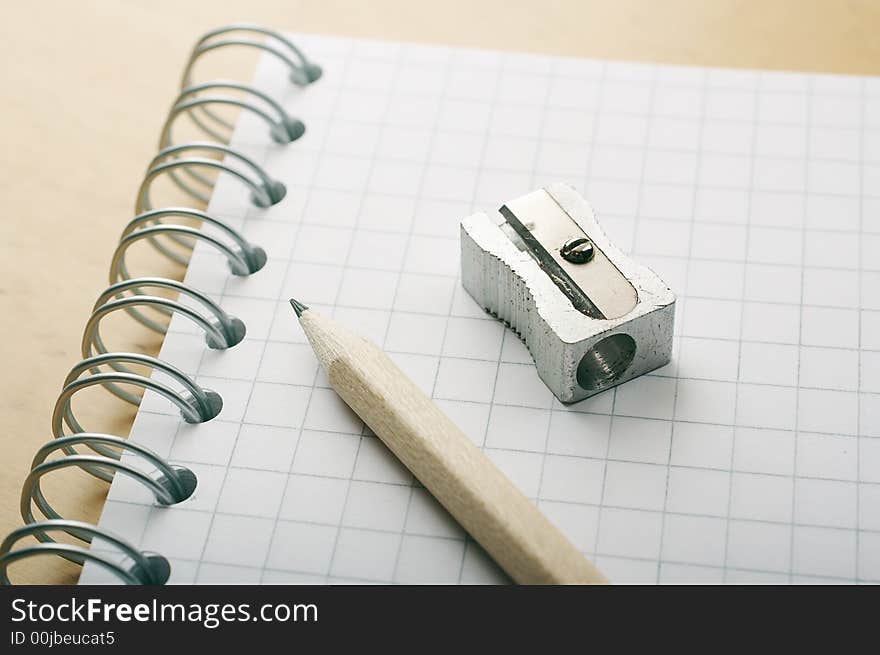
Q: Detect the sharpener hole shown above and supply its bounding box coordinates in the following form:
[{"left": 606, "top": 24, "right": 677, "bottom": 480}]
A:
[{"left": 577, "top": 333, "right": 637, "bottom": 392}]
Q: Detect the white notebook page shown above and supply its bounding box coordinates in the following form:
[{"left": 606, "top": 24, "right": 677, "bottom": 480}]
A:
[{"left": 81, "top": 33, "right": 880, "bottom": 584}]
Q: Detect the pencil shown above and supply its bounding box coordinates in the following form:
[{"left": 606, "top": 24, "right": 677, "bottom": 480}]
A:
[{"left": 290, "top": 298, "right": 607, "bottom": 585}]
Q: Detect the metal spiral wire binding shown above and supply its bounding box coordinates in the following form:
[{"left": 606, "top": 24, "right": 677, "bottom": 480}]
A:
[
  {"left": 183, "top": 23, "right": 322, "bottom": 88},
  {"left": 114, "top": 208, "right": 267, "bottom": 276},
  {"left": 180, "top": 23, "right": 321, "bottom": 135},
  {"left": 137, "top": 142, "right": 286, "bottom": 262},
  {"left": 149, "top": 140, "right": 287, "bottom": 224},
  {"left": 0, "top": 24, "right": 314, "bottom": 585},
  {"left": 108, "top": 209, "right": 264, "bottom": 330},
  {"left": 22, "top": 434, "right": 198, "bottom": 533},
  {"left": 162, "top": 23, "right": 321, "bottom": 226},
  {"left": 161, "top": 81, "right": 305, "bottom": 148},
  {"left": 166, "top": 23, "right": 320, "bottom": 208},
  {"left": 0, "top": 521, "right": 170, "bottom": 585},
  {"left": 86, "top": 277, "right": 248, "bottom": 349},
  {"left": 55, "top": 352, "right": 223, "bottom": 432},
  {"left": 138, "top": 142, "right": 287, "bottom": 211},
  {"left": 160, "top": 86, "right": 303, "bottom": 203}
]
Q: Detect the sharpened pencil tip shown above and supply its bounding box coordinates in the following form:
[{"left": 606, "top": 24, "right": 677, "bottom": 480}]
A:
[{"left": 289, "top": 298, "right": 309, "bottom": 318}]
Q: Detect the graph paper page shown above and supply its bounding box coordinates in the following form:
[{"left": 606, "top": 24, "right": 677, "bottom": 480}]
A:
[{"left": 81, "top": 34, "right": 880, "bottom": 584}]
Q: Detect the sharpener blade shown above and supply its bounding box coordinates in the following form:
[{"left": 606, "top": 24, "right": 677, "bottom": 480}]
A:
[
  {"left": 459, "top": 183, "right": 676, "bottom": 403},
  {"left": 499, "top": 189, "right": 638, "bottom": 320}
]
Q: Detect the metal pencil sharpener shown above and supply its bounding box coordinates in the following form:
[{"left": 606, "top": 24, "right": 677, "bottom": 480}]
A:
[{"left": 460, "top": 183, "right": 675, "bottom": 403}]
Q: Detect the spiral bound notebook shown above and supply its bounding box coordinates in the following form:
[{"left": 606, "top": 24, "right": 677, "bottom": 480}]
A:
[{"left": 4, "top": 25, "right": 879, "bottom": 585}]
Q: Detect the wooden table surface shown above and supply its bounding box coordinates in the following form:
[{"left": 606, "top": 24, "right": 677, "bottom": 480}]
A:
[{"left": 1, "top": 0, "right": 878, "bottom": 584}]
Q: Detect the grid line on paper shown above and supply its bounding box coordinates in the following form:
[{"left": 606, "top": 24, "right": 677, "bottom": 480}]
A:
[
  {"left": 654, "top": 68, "right": 708, "bottom": 582},
  {"left": 451, "top": 47, "right": 506, "bottom": 585},
  {"left": 527, "top": 52, "right": 556, "bottom": 526},
  {"left": 198, "top": 252, "right": 879, "bottom": 296},
  {"left": 126, "top": 408, "right": 880, "bottom": 494},
  {"left": 235, "top": 131, "right": 875, "bottom": 167},
  {"left": 92, "top": 507, "right": 877, "bottom": 584},
  {"left": 721, "top": 69, "right": 762, "bottom": 582},
  {"left": 200, "top": 40, "right": 359, "bottom": 584},
  {"left": 79, "top": 34, "right": 880, "bottom": 585},
  {"left": 206, "top": 185, "right": 880, "bottom": 236},
  {"left": 228, "top": 91, "right": 873, "bottom": 140},
  {"left": 90, "top": 498, "right": 875, "bottom": 584},
  {"left": 165, "top": 298, "right": 880, "bottom": 360},
  {"left": 130, "top": 545, "right": 875, "bottom": 585},
  {"left": 624, "top": 63, "right": 662, "bottom": 576},
  {"left": 182, "top": 218, "right": 878, "bottom": 257},
  {"left": 369, "top": 45, "right": 454, "bottom": 585},
  {"left": 97, "top": 494, "right": 880, "bottom": 543},
  {"left": 132, "top": 393, "right": 873, "bottom": 439},
  {"left": 855, "top": 77, "right": 865, "bottom": 583},
  {"left": 787, "top": 76, "right": 811, "bottom": 584},
  {"left": 186, "top": 144, "right": 274, "bottom": 583},
  {"left": 588, "top": 60, "right": 625, "bottom": 566},
  {"left": 278, "top": 39, "right": 411, "bottom": 584},
  {"left": 320, "top": 43, "right": 408, "bottom": 585}
]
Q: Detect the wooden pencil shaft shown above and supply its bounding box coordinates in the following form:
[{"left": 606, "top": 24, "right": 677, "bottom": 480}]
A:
[{"left": 298, "top": 308, "right": 607, "bottom": 585}]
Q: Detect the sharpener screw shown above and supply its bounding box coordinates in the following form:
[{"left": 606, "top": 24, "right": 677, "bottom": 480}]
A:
[{"left": 560, "top": 237, "right": 594, "bottom": 264}]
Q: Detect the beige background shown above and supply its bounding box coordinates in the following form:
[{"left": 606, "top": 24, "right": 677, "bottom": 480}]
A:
[{"left": 1, "top": 0, "right": 878, "bottom": 584}]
